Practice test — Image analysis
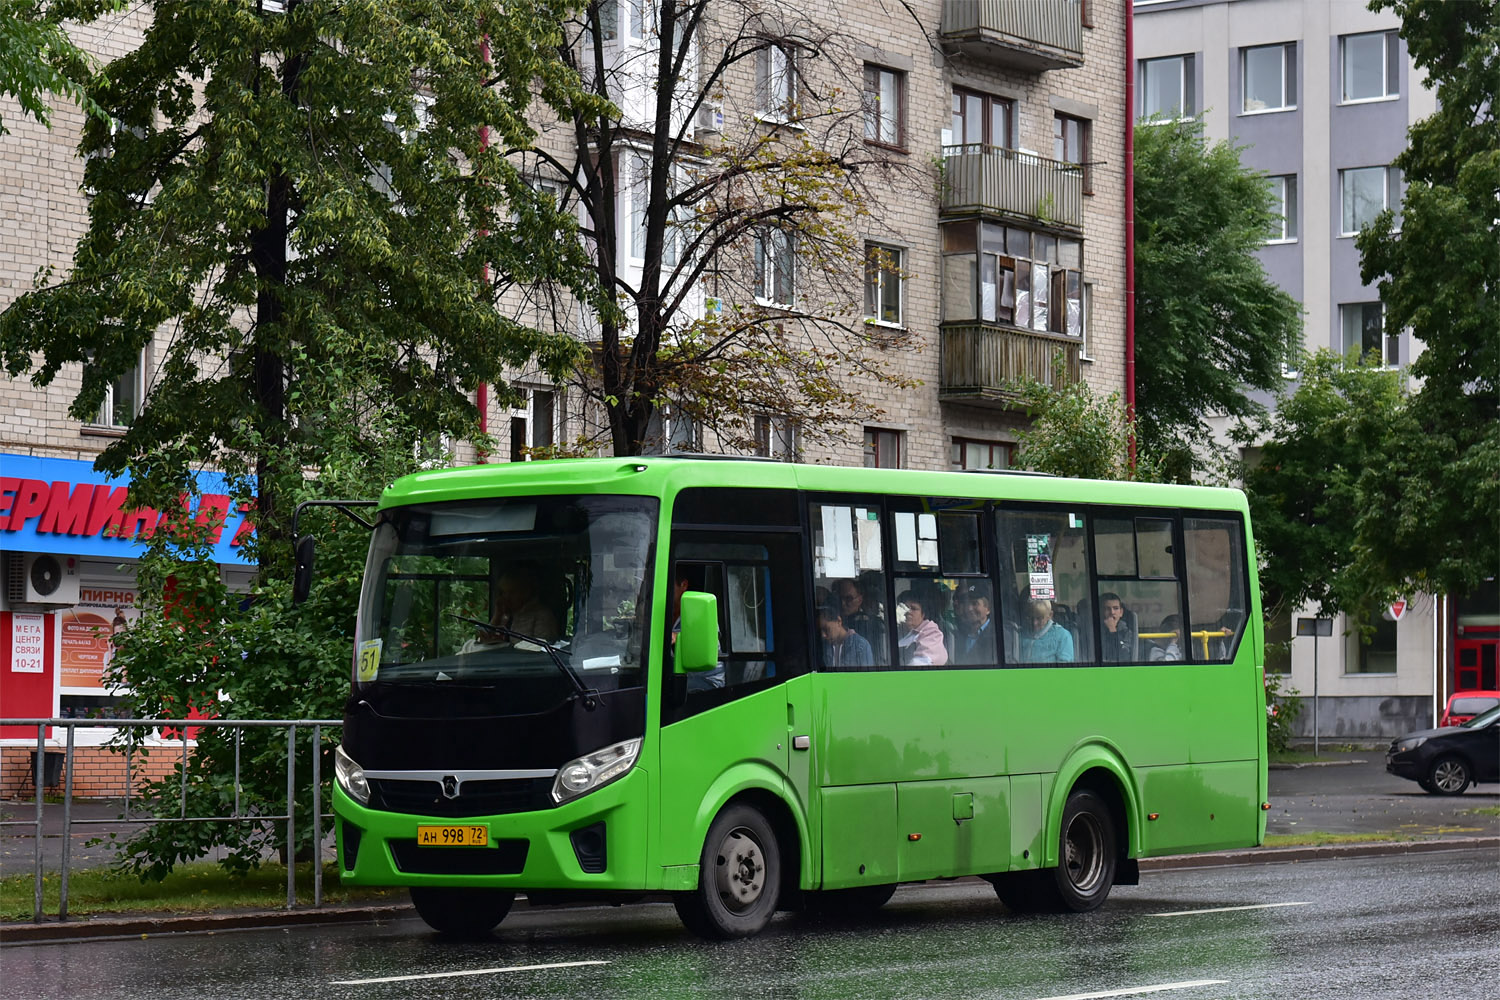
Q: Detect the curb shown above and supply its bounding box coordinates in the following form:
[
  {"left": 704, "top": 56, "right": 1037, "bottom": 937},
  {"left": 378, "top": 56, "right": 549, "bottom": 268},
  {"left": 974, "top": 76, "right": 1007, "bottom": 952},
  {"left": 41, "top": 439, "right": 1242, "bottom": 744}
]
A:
[{"left": 5, "top": 837, "right": 1496, "bottom": 944}]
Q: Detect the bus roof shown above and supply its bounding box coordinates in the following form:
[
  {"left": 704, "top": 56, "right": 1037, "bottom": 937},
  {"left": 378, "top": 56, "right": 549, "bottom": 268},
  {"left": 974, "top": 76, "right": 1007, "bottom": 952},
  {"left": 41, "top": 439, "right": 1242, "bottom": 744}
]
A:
[{"left": 378, "top": 457, "right": 1249, "bottom": 515}]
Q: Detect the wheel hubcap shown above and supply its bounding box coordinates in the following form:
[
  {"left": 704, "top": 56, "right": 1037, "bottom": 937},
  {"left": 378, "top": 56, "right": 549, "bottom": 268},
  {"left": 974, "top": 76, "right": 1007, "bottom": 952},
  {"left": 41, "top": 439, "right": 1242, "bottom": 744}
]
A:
[
  {"left": 1433, "top": 761, "right": 1466, "bottom": 792},
  {"left": 1062, "top": 813, "right": 1106, "bottom": 894},
  {"left": 714, "top": 827, "right": 765, "bottom": 911}
]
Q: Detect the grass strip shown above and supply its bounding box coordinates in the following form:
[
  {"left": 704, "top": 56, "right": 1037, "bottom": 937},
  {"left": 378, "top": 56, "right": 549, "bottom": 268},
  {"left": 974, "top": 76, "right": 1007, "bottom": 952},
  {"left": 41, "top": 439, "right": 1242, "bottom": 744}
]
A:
[{"left": 1, "top": 861, "right": 402, "bottom": 922}]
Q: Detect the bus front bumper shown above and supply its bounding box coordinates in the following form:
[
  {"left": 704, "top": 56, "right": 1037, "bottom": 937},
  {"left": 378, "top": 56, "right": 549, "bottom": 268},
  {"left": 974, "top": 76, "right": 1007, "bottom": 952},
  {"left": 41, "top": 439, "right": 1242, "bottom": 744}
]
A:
[{"left": 332, "top": 767, "right": 651, "bottom": 891}]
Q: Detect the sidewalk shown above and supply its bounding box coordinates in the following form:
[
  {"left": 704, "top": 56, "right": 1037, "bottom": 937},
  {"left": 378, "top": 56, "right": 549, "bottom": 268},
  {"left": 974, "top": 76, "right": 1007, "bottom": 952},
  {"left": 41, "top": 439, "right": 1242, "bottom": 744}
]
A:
[{"left": 4, "top": 751, "right": 1497, "bottom": 944}]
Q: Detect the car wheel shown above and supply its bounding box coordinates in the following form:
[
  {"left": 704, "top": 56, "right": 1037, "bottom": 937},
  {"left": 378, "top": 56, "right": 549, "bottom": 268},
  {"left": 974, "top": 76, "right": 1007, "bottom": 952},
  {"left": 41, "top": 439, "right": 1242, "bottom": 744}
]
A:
[
  {"left": 674, "top": 803, "right": 781, "bottom": 939},
  {"left": 1427, "top": 755, "right": 1471, "bottom": 795},
  {"left": 1033, "top": 789, "right": 1118, "bottom": 913},
  {"left": 1417, "top": 777, "right": 1436, "bottom": 793},
  {"left": 409, "top": 886, "right": 514, "bottom": 938}
]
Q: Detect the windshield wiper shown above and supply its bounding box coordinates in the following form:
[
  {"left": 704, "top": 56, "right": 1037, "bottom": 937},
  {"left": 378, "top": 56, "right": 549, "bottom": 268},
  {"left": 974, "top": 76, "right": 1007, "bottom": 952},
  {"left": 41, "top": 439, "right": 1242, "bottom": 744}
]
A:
[{"left": 448, "top": 613, "right": 600, "bottom": 710}]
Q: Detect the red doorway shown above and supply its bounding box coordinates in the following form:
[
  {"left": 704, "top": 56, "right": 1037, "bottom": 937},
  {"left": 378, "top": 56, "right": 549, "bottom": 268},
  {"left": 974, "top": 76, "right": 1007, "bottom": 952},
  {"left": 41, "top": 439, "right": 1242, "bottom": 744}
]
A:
[{"left": 1455, "top": 629, "right": 1498, "bottom": 691}]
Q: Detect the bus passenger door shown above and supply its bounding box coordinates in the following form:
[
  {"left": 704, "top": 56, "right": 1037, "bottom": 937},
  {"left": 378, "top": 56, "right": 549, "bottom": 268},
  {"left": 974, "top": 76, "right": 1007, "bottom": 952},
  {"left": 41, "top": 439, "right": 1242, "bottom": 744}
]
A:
[{"left": 657, "top": 531, "right": 812, "bottom": 878}]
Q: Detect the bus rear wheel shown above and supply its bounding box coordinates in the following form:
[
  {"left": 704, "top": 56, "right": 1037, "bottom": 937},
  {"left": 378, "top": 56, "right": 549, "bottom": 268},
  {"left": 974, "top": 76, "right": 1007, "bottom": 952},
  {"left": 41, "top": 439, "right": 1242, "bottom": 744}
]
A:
[
  {"left": 674, "top": 803, "right": 782, "bottom": 939},
  {"left": 1043, "top": 789, "right": 1117, "bottom": 912},
  {"left": 409, "top": 886, "right": 515, "bottom": 938}
]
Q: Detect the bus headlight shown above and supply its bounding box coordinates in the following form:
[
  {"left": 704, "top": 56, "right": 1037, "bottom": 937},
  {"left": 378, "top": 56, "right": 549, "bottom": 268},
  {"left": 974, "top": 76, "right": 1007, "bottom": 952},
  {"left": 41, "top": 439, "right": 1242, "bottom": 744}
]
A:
[
  {"left": 334, "top": 744, "right": 371, "bottom": 805},
  {"left": 552, "top": 738, "right": 641, "bottom": 804}
]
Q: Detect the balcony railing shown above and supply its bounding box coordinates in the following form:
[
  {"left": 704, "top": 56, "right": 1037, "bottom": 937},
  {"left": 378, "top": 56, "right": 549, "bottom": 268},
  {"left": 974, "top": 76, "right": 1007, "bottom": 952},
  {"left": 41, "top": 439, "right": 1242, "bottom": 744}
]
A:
[
  {"left": 940, "top": 323, "right": 1082, "bottom": 407},
  {"left": 941, "top": 145, "right": 1084, "bottom": 231},
  {"left": 940, "top": 0, "right": 1084, "bottom": 72}
]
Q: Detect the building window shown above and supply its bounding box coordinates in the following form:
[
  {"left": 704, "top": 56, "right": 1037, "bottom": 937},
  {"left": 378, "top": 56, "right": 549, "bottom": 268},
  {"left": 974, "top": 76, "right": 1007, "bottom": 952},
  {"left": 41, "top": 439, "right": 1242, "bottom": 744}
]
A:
[
  {"left": 863, "top": 65, "right": 904, "bottom": 147},
  {"left": 1340, "top": 165, "right": 1402, "bottom": 235},
  {"left": 863, "top": 428, "right": 902, "bottom": 469},
  {"left": 951, "top": 438, "right": 1010, "bottom": 471},
  {"left": 951, "top": 88, "right": 1014, "bottom": 148},
  {"left": 1079, "top": 280, "right": 1094, "bottom": 359},
  {"left": 864, "top": 242, "right": 903, "bottom": 326},
  {"left": 754, "top": 414, "right": 797, "bottom": 461},
  {"left": 1242, "top": 42, "right": 1296, "bottom": 113},
  {"left": 91, "top": 355, "right": 143, "bottom": 429},
  {"left": 1341, "top": 30, "right": 1399, "bottom": 103},
  {"left": 509, "top": 387, "right": 558, "bottom": 461},
  {"left": 1349, "top": 610, "right": 1398, "bottom": 674},
  {"left": 628, "top": 152, "right": 649, "bottom": 260},
  {"left": 753, "top": 228, "right": 795, "bottom": 306},
  {"left": 940, "top": 221, "right": 1083, "bottom": 337},
  {"left": 1139, "top": 54, "right": 1195, "bottom": 120},
  {"left": 1340, "top": 302, "right": 1398, "bottom": 367},
  {"left": 756, "top": 43, "right": 797, "bottom": 121},
  {"left": 1053, "top": 112, "right": 1092, "bottom": 194},
  {"left": 1268, "top": 174, "right": 1298, "bottom": 242}
]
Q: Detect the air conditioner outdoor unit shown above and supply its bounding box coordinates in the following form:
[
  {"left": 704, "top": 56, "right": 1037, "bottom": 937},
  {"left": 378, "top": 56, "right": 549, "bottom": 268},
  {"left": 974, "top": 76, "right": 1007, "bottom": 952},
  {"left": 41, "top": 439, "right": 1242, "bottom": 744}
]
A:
[{"left": 7, "top": 553, "right": 81, "bottom": 606}]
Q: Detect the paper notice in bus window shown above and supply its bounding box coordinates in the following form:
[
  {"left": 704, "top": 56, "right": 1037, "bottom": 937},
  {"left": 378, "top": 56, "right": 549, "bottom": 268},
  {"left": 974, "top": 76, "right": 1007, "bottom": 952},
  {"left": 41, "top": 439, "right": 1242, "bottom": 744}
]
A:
[
  {"left": 894, "top": 512, "right": 917, "bottom": 563},
  {"left": 1026, "top": 534, "right": 1055, "bottom": 599},
  {"left": 356, "top": 639, "right": 382, "bottom": 682},
  {"left": 820, "top": 505, "right": 857, "bottom": 578},
  {"left": 917, "top": 514, "right": 939, "bottom": 566},
  {"left": 856, "top": 516, "right": 883, "bottom": 570}
]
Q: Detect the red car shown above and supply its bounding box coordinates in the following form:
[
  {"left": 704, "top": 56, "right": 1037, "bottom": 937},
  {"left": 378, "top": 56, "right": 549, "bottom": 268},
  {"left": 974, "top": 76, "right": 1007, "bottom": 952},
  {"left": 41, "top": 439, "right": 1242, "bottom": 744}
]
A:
[{"left": 1439, "top": 690, "right": 1500, "bottom": 728}]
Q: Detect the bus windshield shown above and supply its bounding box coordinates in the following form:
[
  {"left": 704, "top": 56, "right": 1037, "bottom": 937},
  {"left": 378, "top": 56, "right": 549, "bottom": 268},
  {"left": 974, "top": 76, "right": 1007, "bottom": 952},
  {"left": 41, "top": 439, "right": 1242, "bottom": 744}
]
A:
[{"left": 354, "top": 494, "right": 657, "bottom": 703}]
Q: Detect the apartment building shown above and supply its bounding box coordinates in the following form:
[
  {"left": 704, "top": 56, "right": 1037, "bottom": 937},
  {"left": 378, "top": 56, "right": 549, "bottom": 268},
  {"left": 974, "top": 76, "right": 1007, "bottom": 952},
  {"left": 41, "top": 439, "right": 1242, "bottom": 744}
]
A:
[
  {"left": 1133, "top": 0, "right": 1492, "bottom": 738},
  {"left": 1, "top": 2, "right": 1130, "bottom": 784}
]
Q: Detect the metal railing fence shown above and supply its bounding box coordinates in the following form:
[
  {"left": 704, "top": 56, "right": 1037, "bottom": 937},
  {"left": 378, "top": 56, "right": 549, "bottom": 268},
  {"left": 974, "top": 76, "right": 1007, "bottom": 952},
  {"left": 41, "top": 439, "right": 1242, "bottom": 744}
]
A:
[{"left": 1, "top": 718, "right": 341, "bottom": 923}]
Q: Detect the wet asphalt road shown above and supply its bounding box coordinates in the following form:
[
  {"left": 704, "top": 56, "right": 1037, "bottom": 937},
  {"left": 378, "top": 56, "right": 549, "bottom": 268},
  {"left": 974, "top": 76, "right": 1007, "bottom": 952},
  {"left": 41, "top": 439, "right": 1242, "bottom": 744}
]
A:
[{"left": 3, "top": 847, "right": 1496, "bottom": 1000}]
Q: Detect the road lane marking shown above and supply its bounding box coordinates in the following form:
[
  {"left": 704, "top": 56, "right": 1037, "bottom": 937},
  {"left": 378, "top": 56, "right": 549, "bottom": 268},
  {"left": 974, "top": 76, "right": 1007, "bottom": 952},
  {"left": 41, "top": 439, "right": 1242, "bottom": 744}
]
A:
[
  {"left": 1149, "top": 901, "right": 1313, "bottom": 917},
  {"left": 1034, "top": 980, "right": 1229, "bottom": 1000},
  {"left": 331, "top": 959, "right": 610, "bottom": 985}
]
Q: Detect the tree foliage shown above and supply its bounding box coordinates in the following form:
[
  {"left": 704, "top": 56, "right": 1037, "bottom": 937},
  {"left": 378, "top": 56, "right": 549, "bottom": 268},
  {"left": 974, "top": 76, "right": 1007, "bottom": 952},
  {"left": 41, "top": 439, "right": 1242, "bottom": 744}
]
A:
[
  {"left": 0, "top": 0, "right": 120, "bottom": 134},
  {"left": 0, "top": 0, "right": 603, "bottom": 575},
  {"left": 1010, "top": 358, "right": 1169, "bottom": 482},
  {"left": 1354, "top": 0, "right": 1499, "bottom": 598},
  {"left": 521, "top": 0, "right": 918, "bottom": 456},
  {"left": 1133, "top": 117, "right": 1302, "bottom": 479},
  {"left": 1237, "top": 351, "right": 1407, "bottom": 617}
]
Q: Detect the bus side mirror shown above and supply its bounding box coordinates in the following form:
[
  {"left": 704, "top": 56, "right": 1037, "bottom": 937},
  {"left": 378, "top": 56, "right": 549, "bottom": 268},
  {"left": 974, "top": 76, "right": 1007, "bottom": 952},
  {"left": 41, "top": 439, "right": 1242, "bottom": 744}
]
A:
[
  {"left": 676, "top": 592, "right": 719, "bottom": 673},
  {"left": 292, "top": 535, "right": 316, "bottom": 604}
]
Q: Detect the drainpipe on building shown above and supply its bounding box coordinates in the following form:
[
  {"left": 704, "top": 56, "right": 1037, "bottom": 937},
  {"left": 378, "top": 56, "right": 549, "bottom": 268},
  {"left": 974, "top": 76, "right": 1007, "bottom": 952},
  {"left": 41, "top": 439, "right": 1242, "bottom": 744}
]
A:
[
  {"left": 475, "top": 35, "right": 493, "bottom": 463},
  {"left": 1124, "top": 0, "right": 1137, "bottom": 471}
]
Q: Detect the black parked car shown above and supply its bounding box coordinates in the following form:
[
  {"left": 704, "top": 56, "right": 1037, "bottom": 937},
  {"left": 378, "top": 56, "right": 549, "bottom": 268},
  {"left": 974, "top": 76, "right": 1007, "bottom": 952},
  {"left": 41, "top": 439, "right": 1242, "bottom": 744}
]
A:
[{"left": 1386, "top": 705, "right": 1500, "bottom": 795}]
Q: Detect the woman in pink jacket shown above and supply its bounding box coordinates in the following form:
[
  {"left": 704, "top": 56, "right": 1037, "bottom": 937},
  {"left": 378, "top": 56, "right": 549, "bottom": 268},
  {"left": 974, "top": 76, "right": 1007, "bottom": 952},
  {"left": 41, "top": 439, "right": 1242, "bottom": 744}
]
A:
[{"left": 897, "top": 590, "right": 948, "bottom": 666}]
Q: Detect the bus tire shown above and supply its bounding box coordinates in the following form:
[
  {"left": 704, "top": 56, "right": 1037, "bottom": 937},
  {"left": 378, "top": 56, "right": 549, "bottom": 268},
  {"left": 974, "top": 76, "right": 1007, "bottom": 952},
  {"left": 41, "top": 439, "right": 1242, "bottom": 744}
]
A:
[
  {"left": 805, "top": 882, "right": 897, "bottom": 917},
  {"left": 1038, "top": 789, "right": 1117, "bottom": 913},
  {"left": 674, "top": 803, "right": 782, "bottom": 939},
  {"left": 989, "top": 871, "right": 1044, "bottom": 913},
  {"left": 409, "top": 886, "right": 515, "bottom": 938}
]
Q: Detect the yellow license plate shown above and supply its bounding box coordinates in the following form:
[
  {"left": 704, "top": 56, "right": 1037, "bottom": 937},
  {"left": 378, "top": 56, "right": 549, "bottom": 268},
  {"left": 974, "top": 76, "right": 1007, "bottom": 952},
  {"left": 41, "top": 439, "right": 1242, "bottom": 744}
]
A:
[{"left": 416, "top": 824, "right": 489, "bottom": 847}]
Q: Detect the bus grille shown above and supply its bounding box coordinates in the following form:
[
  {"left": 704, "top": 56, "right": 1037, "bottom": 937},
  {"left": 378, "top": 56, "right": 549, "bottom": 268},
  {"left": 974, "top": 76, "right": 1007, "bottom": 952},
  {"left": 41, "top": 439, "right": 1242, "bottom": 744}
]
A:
[
  {"left": 369, "top": 777, "right": 554, "bottom": 818},
  {"left": 390, "top": 839, "right": 529, "bottom": 876}
]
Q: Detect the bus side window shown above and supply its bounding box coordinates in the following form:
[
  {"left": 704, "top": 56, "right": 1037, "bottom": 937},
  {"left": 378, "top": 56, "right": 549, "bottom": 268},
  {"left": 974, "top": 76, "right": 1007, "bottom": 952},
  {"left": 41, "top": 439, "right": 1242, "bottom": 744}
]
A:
[
  {"left": 1184, "top": 517, "right": 1247, "bottom": 662},
  {"left": 812, "top": 503, "right": 890, "bottom": 668},
  {"left": 1094, "top": 516, "right": 1185, "bottom": 663},
  {"left": 996, "top": 509, "right": 1092, "bottom": 665}
]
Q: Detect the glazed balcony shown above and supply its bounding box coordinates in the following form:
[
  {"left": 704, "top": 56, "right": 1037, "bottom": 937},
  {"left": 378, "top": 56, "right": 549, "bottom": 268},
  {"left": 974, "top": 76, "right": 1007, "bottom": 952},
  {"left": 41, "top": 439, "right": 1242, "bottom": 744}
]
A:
[
  {"left": 940, "top": 324, "right": 1082, "bottom": 408},
  {"left": 941, "top": 145, "right": 1084, "bottom": 231},
  {"left": 940, "top": 0, "right": 1084, "bottom": 73}
]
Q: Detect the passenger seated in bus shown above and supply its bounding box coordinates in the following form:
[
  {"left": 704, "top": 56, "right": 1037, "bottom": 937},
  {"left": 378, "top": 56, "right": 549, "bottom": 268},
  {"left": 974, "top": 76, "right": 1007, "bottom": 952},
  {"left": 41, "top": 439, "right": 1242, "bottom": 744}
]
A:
[
  {"left": 1099, "top": 592, "right": 1136, "bottom": 663},
  {"left": 1018, "top": 598, "right": 1074, "bottom": 663},
  {"left": 464, "top": 563, "right": 561, "bottom": 650},
  {"left": 953, "top": 583, "right": 997, "bottom": 664},
  {"left": 837, "top": 577, "right": 886, "bottom": 653},
  {"left": 817, "top": 603, "right": 875, "bottom": 669},
  {"left": 1149, "top": 614, "right": 1183, "bottom": 662},
  {"left": 896, "top": 590, "right": 948, "bottom": 666}
]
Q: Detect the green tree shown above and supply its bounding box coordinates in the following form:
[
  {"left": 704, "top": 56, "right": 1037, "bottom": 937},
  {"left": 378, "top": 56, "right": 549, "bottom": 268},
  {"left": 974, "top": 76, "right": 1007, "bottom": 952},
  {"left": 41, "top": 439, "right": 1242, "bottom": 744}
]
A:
[
  {"left": 0, "top": 0, "right": 119, "bottom": 134},
  {"left": 0, "top": 0, "right": 602, "bottom": 577},
  {"left": 1133, "top": 117, "right": 1302, "bottom": 479},
  {"left": 1355, "top": 0, "right": 1499, "bottom": 598},
  {"left": 523, "top": 0, "right": 917, "bottom": 456},
  {"left": 1237, "top": 351, "right": 1407, "bottom": 617}
]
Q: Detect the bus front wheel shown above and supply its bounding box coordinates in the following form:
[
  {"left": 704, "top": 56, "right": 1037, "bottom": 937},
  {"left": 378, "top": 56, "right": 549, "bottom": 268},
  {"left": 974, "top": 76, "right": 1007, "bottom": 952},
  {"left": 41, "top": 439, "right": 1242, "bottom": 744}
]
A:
[
  {"left": 409, "top": 886, "right": 515, "bottom": 938},
  {"left": 675, "top": 803, "right": 782, "bottom": 939}
]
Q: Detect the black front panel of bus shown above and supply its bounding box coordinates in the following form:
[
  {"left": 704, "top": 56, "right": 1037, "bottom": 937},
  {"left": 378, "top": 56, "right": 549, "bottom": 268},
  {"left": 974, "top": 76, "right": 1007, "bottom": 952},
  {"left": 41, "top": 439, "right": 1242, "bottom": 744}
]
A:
[{"left": 343, "top": 683, "right": 645, "bottom": 774}]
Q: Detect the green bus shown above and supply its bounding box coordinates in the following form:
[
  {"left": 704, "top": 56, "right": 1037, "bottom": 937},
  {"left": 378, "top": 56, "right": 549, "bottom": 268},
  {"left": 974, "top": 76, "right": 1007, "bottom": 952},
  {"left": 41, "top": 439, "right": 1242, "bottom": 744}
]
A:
[{"left": 326, "top": 457, "right": 1266, "bottom": 938}]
